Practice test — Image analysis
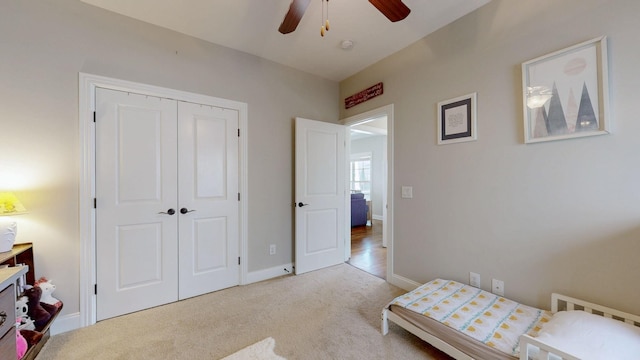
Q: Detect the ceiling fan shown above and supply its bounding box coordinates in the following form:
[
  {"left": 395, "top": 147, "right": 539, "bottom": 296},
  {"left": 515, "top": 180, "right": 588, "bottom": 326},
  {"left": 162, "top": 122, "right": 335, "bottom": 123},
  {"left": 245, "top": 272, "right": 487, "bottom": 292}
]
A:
[{"left": 278, "top": 0, "right": 411, "bottom": 34}]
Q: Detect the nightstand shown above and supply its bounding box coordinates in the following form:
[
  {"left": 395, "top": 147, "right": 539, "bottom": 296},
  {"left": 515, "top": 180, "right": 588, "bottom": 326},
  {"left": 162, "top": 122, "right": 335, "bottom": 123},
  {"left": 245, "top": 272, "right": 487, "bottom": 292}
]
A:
[
  {"left": 0, "top": 265, "right": 29, "bottom": 359},
  {"left": 0, "top": 243, "right": 61, "bottom": 360}
]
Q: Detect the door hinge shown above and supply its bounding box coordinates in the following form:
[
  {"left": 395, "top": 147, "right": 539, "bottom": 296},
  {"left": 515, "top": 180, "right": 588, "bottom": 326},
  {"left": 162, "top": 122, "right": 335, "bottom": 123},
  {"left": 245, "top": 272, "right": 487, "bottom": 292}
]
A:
[
  {"left": 93, "top": 111, "right": 96, "bottom": 123},
  {"left": 93, "top": 198, "right": 97, "bottom": 209},
  {"left": 238, "top": 193, "right": 240, "bottom": 201},
  {"left": 238, "top": 128, "right": 240, "bottom": 137},
  {"left": 94, "top": 284, "right": 97, "bottom": 295},
  {"left": 238, "top": 257, "right": 241, "bottom": 265}
]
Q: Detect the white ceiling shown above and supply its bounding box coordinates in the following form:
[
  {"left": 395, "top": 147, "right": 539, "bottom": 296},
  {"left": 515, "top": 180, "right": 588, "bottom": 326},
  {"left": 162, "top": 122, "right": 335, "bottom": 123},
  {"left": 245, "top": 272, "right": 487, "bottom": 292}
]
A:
[{"left": 80, "top": 0, "right": 490, "bottom": 82}]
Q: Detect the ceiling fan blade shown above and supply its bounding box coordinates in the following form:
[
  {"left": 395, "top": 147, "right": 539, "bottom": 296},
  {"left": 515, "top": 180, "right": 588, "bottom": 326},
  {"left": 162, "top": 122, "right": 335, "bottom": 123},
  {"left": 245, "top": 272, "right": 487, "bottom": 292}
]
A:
[
  {"left": 369, "top": 0, "right": 411, "bottom": 22},
  {"left": 278, "top": 0, "right": 312, "bottom": 34}
]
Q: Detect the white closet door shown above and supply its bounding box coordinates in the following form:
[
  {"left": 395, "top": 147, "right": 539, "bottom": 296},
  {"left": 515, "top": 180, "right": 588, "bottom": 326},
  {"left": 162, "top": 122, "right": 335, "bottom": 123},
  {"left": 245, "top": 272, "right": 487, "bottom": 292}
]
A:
[
  {"left": 177, "top": 102, "right": 239, "bottom": 299},
  {"left": 96, "top": 88, "right": 179, "bottom": 321}
]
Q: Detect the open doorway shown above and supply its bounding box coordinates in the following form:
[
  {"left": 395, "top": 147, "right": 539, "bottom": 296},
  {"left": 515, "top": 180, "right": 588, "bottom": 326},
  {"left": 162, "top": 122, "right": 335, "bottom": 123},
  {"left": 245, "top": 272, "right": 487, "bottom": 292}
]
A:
[{"left": 345, "top": 114, "right": 388, "bottom": 279}]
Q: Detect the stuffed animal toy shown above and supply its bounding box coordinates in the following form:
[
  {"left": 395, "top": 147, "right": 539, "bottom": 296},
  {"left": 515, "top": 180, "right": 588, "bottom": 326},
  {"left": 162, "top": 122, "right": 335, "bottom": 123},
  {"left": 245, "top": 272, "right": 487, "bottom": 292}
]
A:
[
  {"left": 19, "top": 328, "right": 43, "bottom": 347},
  {"left": 16, "top": 320, "right": 28, "bottom": 360},
  {"left": 18, "top": 317, "right": 35, "bottom": 331},
  {"left": 35, "top": 278, "right": 62, "bottom": 309},
  {"left": 22, "top": 285, "right": 51, "bottom": 330},
  {"left": 15, "top": 296, "right": 35, "bottom": 331},
  {"left": 40, "top": 301, "right": 58, "bottom": 318},
  {"left": 16, "top": 296, "right": 28, "bottom": 317}
]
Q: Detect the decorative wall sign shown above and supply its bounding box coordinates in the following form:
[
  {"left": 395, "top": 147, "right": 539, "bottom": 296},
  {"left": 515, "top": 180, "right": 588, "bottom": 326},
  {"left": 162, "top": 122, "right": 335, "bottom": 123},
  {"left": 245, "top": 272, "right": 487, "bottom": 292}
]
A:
[
  {"left": 437, "top": 93, "right": 477, "bottom": 145},
  {"left": 522, "top": 36, "right": 610, "bottom": 143},
  {"left": 345, "top": 82, "right": 383, "bottom": 109}
]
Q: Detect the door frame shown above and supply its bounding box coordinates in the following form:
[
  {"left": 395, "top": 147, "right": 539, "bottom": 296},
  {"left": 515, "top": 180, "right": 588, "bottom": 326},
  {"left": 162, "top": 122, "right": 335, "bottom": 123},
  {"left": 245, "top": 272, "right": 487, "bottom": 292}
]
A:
[
  {"left": 78, "top": 73, "right": 248, "bottom": 327},
  {"left": 341, "top": 104, "right": 394, "bottom": 281}
]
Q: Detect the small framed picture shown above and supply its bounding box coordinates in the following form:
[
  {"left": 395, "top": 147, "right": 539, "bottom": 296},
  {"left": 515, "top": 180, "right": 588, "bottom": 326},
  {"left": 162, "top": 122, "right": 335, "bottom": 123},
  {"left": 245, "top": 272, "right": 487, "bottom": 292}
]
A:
[
  {"left": 437, "top": 93, "right": 477, "bottom": 145},
  {"left": 522, "top": 36, "right": 610, "bottom": 143}
]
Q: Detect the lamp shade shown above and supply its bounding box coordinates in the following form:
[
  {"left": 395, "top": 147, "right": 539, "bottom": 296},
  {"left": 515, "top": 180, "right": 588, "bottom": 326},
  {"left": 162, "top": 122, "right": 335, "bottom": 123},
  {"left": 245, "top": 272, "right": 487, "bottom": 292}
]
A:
[
  {"left": 0, "top": 192, "right": 28, "bottom": 252},
  {"left": 0, "top": 192, "right": 28, "bottom": 215}
]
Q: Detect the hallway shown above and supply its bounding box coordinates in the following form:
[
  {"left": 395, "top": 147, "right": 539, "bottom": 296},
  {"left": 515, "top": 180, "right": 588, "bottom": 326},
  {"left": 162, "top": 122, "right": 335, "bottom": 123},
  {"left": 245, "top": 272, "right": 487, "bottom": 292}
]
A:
[{"left": 348, "top": 220, "right": 386, "bottom": 279}]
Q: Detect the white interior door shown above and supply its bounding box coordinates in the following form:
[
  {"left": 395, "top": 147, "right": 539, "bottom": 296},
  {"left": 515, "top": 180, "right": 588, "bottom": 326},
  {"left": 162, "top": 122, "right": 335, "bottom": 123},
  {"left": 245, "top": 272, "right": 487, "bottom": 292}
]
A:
[
  {"left": 295, "top": 117, "right": 346, "bottom": 274},
  {"left": 177, "top": 102, "right": 239, "bottom": 299},
  {"left": 96, "top": 88, "right": 179, "bottom": 320}
]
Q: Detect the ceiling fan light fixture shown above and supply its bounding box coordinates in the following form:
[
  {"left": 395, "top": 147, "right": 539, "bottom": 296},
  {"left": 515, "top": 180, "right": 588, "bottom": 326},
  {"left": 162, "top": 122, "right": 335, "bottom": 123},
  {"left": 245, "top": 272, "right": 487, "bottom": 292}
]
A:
[
  {"left": 280, "top": 0, "right": 411, "bottom": 36},
  {"left": 320, "top": 0, "right": 330, "bottom": 37},
  {"left": 278, "top": 0, "right": 312, "bottom": 34}
]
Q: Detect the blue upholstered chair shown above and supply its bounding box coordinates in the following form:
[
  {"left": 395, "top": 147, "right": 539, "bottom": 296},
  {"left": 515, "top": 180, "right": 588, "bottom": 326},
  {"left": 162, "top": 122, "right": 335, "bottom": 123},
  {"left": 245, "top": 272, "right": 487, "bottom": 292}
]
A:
[{"left": 351, "top": 193, "right": 368, "bottom": 227}]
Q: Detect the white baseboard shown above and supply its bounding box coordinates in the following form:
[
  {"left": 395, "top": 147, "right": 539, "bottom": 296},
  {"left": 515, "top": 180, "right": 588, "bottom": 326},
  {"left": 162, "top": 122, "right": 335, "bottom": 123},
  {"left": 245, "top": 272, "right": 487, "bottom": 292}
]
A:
[
  {"left": 50, "top": 312, "right": 82, "bottom": 335},
  {"left": 388, "top": 272, "right": 422, "bottom": 292},
  {"left": 245, "top": 263, "right": 294, "bottom": 284},
  {"left": 372, "top": 214, "right": 383, "bottom": 221}
]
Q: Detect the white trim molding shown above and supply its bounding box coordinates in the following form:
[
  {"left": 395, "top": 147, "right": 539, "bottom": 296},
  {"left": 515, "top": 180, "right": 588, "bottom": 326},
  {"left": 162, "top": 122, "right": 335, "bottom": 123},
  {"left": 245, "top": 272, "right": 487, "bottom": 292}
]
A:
[
  {"left": 50, "top": 312, "right": 81, "bottom": 336},
  {"left": 389, "top": 273, "right": 422, "bottom": 292},
  {"left": 246, "top": 263, "right": 295, "bottom": 284}
]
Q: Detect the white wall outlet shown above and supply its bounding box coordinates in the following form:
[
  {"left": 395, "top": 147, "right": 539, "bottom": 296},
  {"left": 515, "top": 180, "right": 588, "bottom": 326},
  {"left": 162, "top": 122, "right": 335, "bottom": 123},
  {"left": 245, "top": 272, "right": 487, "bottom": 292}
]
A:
[
  {"left": 469, "top": 272, "right": 481, "bottom": 288},
  {"left": 269, "top": 244, "right": 276, "bottom": 255},
  {"left": 492, "top": 279, "right": 504, "bottom": 296}
]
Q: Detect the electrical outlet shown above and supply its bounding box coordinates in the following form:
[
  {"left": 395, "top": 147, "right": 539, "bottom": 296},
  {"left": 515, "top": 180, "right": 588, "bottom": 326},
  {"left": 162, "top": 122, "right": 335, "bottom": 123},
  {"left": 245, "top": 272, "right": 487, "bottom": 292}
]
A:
[
  {"left": 269, "top": 244, "right": 276, "bottom": 255},
  {"left": 469, "top": 272, "right": 481, "bottom": 288},
  {"left": 492, "top": 279, "right": 504, "bottom": 296}
]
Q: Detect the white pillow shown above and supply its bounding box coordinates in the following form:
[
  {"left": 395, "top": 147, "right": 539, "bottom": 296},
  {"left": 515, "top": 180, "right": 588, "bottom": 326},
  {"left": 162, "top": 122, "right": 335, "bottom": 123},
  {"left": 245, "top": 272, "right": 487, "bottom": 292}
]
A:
[{"left": 535, "top": 310, "right": 640, "bottom": 360}]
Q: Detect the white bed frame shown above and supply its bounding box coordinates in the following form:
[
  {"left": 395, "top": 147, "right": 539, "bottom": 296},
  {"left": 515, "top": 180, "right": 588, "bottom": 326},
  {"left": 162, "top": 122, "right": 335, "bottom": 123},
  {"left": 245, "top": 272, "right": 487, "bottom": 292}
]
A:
[{"left": 382, "top": 292, "right": 640, "bottom": 360}]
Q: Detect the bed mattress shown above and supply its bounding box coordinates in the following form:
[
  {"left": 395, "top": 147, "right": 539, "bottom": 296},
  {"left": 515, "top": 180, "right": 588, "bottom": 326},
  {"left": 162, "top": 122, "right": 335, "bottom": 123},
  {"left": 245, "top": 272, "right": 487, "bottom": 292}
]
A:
[{"left": 387, "top": 279, "right": 552, "bottom": 359}]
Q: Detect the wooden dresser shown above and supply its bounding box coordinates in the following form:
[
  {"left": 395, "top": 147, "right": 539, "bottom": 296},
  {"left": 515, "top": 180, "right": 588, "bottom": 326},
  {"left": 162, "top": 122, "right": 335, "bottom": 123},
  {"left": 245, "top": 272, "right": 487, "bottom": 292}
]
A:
[
  {"left": 0, "top": 265, "right": 29, "bottom": 360},
  {"left": 0, "top": 243, "right": 60, "bottom": 360}
]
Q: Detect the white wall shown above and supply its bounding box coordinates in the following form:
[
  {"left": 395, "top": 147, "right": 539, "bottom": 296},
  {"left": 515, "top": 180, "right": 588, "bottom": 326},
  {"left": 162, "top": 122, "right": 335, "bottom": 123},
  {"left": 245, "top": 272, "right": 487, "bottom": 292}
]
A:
[
  {"left": 0, "top": 0, "right": 338, "bottom": 321},
  {"left": 351, "top": 136, "right": 385, "bottom": 218},
  {"left": 340, "top": 0, "right": 640, "bottom": 314}
]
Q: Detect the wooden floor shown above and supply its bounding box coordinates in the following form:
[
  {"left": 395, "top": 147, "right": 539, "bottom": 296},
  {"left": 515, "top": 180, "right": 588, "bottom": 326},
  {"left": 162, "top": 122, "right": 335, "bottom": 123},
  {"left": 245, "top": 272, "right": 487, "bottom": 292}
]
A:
[{"left": 348, "top": 219, "right": 386, "bottom": 279}]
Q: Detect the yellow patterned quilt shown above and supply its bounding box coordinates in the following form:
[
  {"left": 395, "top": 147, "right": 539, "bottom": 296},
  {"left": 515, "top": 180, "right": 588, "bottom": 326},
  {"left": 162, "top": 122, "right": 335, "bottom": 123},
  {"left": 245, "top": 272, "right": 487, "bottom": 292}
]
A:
[{"left": 389, "top": 279, "right": 553, "bottom": 357}]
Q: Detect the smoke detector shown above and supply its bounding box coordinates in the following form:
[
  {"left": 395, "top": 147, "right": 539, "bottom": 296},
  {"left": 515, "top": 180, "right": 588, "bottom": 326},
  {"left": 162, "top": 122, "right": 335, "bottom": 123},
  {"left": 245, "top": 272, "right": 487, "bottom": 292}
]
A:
[{"left": 340, "top": 40, "right": 354, "bottom": 50}]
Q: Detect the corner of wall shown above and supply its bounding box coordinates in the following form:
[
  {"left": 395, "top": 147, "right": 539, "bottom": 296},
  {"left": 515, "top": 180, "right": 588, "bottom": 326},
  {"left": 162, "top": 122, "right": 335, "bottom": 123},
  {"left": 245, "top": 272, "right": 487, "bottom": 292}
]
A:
[
  {"left": 245, "top": 263, "right": 294, "bottom": 284},
  {"left": 389, "top": 272, "right": 422, "bottom": 292},
  {"left": 50, "top": 312, "right": 82, "bottom": 335}
]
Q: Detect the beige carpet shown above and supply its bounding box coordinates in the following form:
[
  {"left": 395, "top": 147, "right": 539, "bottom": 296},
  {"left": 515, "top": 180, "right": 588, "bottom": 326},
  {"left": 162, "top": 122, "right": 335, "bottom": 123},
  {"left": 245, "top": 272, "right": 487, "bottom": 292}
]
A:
[{"left": 36, "top": 264, "right": 451, "bottom": 360}]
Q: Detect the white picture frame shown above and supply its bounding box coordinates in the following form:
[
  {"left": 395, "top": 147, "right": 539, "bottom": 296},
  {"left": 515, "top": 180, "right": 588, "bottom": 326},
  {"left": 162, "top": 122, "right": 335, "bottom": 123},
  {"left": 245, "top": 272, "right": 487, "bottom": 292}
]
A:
[
  {"left": 522, "top": 36, "right": 610, "bottom": 143},
  {"left": 437, "top": 92, "right": 477, "bottom": 145}
]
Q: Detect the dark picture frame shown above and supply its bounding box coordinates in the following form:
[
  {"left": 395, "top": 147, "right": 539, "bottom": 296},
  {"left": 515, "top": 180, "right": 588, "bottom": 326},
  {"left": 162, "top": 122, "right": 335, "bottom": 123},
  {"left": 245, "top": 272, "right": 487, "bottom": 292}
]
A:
[{"left": 437, "top": 92, "right": 477, "bottom": 145}]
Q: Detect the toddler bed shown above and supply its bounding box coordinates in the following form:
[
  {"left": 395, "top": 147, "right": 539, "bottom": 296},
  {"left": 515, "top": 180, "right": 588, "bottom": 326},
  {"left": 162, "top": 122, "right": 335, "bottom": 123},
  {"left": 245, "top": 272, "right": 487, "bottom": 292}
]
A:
[{"left": 381, "top": 279, "right": 640, "bottom": 360}]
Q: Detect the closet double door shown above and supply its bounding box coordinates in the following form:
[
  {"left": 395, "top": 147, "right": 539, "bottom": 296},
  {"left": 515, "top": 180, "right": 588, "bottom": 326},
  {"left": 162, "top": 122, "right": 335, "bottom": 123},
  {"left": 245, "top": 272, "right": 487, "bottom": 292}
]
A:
[{"left": 95, "top": 88, "right": 239, "bottom": 321}]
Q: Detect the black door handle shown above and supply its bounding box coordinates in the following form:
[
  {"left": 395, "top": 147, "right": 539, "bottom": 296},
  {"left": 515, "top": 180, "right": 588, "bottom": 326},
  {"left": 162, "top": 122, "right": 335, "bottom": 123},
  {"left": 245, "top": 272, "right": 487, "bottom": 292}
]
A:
[
  {"left": 158, "top": 208, "right": 176, "bottom": 215},
  {"left": 298, "top": 202, "right": 309, "bottom": 207},
  {"left": 180, "top": 208, "right": 196, "bottom": 214}
]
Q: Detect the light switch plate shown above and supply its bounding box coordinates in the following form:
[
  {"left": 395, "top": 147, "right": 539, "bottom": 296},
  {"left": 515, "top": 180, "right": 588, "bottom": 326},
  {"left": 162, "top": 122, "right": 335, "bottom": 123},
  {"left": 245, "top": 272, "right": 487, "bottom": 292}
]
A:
[{"left": 401, "top": 186, "right": 413, "bottom": 199}]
